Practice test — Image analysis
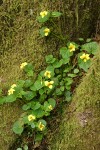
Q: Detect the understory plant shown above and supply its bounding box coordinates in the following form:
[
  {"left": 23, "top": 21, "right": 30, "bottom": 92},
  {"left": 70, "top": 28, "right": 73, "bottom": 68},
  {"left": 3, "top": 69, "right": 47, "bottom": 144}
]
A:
[{"left": 0, "top": 10, "right": 99, "bottom": 147}]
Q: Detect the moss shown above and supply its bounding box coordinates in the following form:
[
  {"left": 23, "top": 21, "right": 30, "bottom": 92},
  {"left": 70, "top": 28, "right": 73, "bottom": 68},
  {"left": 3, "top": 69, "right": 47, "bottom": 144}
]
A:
[
  {"left": 0, "top": 102, "right": 23, "bottom": 150},
  {"left": 48, "top": 50, "right": 100, "bottom": 150}
]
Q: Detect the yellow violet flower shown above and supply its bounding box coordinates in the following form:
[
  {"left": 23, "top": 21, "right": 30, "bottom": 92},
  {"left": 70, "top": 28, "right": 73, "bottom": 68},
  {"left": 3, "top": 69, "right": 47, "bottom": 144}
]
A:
[
  {"left": 80, "top": 53, "right": 90, "bottom": 62},
  {"left": 8, "top": 88, "right": 15, "bottom": 95},
  {"left": 40, "top": 11, "right": 48, "bottom": 18},
  {"left": 68, "top": 43, "right": 75, "bottom": 52},
  {"left": 48, "top": 105, "right": 53, "bottom": 110},
  {"left": 38, "top": 122, "right": 45, "bottom": 131},
  {"left": 20, "top": 62, "right": 28, "bottom": 69},
  {"left": 44, "top": 81, "right": 54, "bottom": 89},
  {"left": 11, "top": 84, "right": 17, "bottom": 89},
  {"left": 44, "top": 70, "right": 51, "bottom": 78},
  {"left": 28, "top": 115, "right": 36, "bottom": 121},
  {"left": 44, "top": 28, "right": 50, "bottom": 36}
]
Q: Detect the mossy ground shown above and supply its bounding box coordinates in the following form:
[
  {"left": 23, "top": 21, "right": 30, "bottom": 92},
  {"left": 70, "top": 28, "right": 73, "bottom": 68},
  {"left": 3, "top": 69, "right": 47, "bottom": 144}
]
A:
[
  {"left": 0, "top": 102, "right": 23, "bottom": 150},
  {"left": 48, "top": 50, "right": 100, "bottom": 150},
  {"left": 0, "top": 0, "right": 99, "bottom": 150}
]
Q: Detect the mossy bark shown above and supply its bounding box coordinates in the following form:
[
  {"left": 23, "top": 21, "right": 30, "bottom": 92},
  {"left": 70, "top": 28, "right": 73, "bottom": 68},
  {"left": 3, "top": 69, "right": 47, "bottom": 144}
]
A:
[
  {"left": 48, "top": 50, "right": 100, "bottom": 150},
  {"left": 0, "top": 0, "right": 99, "bottom": 150}
]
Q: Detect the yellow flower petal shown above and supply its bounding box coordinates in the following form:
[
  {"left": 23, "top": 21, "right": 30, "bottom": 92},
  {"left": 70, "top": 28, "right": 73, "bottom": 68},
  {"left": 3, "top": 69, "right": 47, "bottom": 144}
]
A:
[
  {"left": 84, "top": 59, "right": 87, "bottom": 62},
  {"left": 11, "top": 84, "right": 17, "bottom": 89},
  {"left": 49, "top": 84, "right": 53, "bottom": 89},
  {"left": 50, "top": 81, "right": 54, "bottom": 84},
  {"left": 80, "top": 53, "right": 86, "bottom": 59},
  {"left": 86, "top": 54, "right": 90, "bottom": 60},
  {"left": 44, "top": 81, "right": 49, "bottom": 86},
  {"left": 44, "top": 28, "right": 50, "bottom": 33},
  {"left": 45, "top": 33, "right": 48, "bottom": 36}
]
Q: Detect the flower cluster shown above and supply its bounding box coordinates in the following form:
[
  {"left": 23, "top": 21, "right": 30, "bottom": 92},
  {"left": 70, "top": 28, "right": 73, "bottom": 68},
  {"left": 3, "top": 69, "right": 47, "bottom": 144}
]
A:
[
  {"left": 80, "top": 53, "right": 90, "bottom": 62},
  {"left": 8, "top": 84, "right": 17, "bottom": 95}
]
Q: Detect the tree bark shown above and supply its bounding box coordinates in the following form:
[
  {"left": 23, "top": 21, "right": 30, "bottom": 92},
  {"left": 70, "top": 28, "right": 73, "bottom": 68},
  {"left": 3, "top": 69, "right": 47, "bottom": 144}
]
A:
[{"left": 0, "top": 0, "right": 99, "bottom": 149}]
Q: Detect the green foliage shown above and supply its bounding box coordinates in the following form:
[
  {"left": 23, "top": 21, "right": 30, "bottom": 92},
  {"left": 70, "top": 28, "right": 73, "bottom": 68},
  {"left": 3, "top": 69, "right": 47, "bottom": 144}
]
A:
[
  {"left": 51, "top": 12, "right": 62, "bottom": 17},
  {"left": 81, "top": 41, "right": 99, "bottom": 54},
  {"left": 23, "top": 145, "right": 28, "bottom": 150},
  {"left": 39, "top": 27, "right": 50, "bottom": 37},
  {"left": 64, "top": 91, "right": 72, "bottom": 102},
  {"left": 24, "top": 63, "right": 34, "bottom": 77},
  {"left": 17, "top": 144, "right": 28, "bottom": 150},
  {"left": 13, "top": 121, "right": 24, "bottom": 135},
  {"left": 35, "top": 133, "right": 43, "bottom": 142},
  {"left": 37, "top": 12, "right": 51, "bottom": 23},
  {"left": 37, "top": 11, "right": 62, "bottom": 23},
  {"left": 45, "top": 55, "right": 56, "bottom": 64},
  {"left": 74, "top": 69, "right": 79, "bottom": 74},
  {"left": 78, "top": 52, "right": 91, "bottom": 72},
  {"left": 0, "top": 97, "right": 5, "bottom": 104},
  {"left": 37, "top": 10, "right": 63, "bottom": 39},
  {"left": 0, "top": 10, "right": 98, "bottom": 145}
]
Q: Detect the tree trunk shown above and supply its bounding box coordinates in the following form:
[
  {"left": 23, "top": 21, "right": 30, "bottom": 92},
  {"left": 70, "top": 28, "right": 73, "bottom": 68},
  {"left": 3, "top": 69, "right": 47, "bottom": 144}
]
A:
[
  {"left": 48, "top": 50, "right": 100, "bottom": 150},
  {"left": 0, "top": 0, "right": 99, "bottom": 149}
]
